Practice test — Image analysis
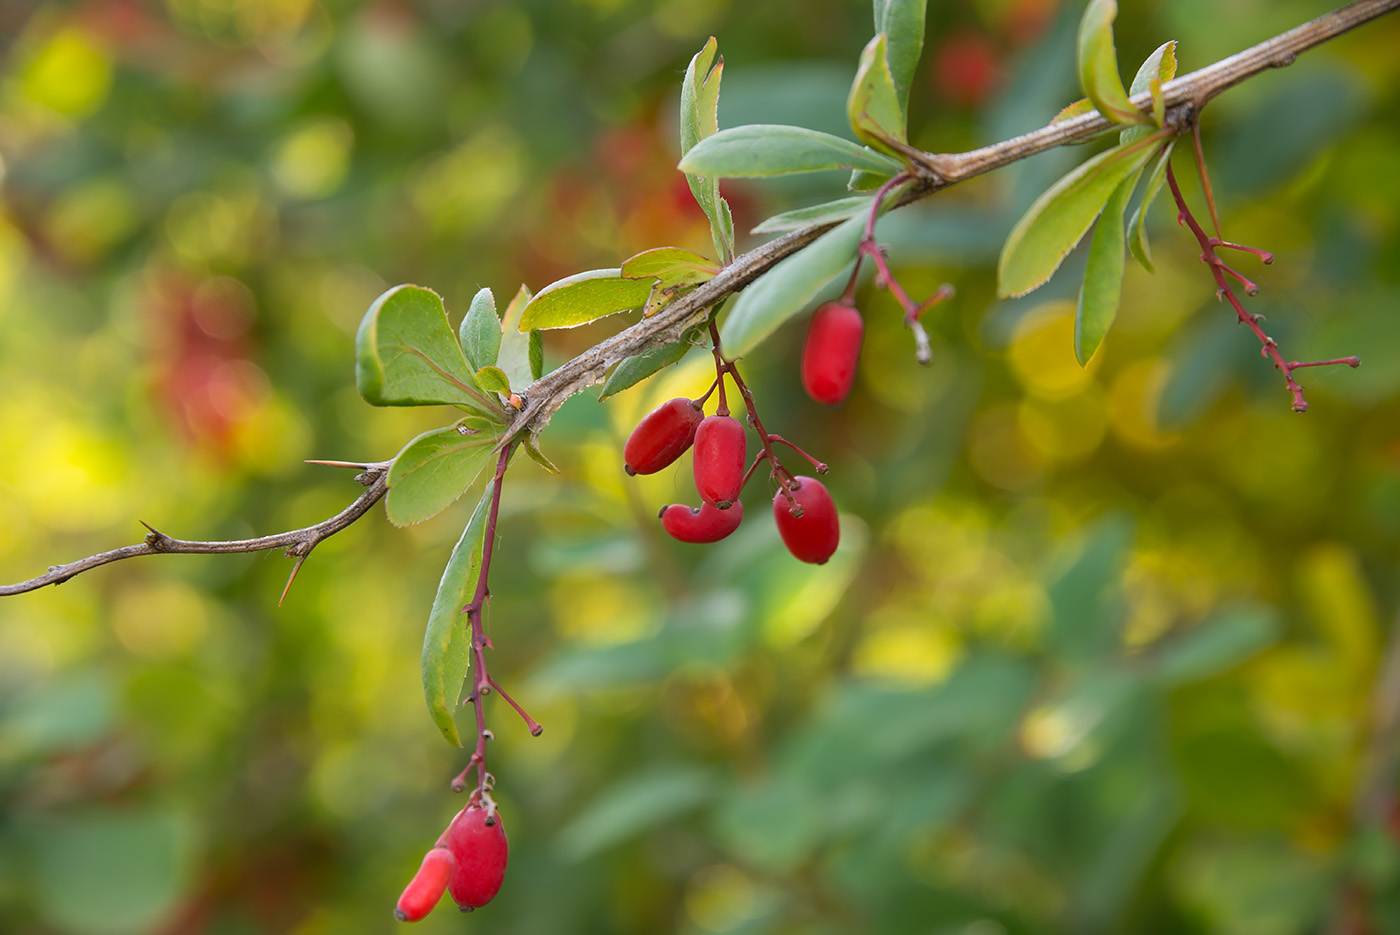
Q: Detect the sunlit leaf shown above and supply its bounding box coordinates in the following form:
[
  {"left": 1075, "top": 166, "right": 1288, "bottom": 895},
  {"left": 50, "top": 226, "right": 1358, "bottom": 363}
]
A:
[
  {"left": 681, "top": 38, "right": 735, "bottom": 262},
  {"left": 1078, "top": 0, "right": 1148, "bottom": 126},
  {"left": 459, "top": 287, "right": 501, "bottom": 373},
  {"left": 1052, "top": 97, "right": 1096, "bottom": 123},
  {"left": 421, "top": 481, "right": 495, "bottom": 745},
  {"left": 752, "top": 195, "right": 875, "bottom": 234},
  {"left": 496, "top": 284, "right": 534, "bottom": 390},
  {"left": 1074, "top": 169, "right": 1139, "bottom": 365},
  {"left": 475, "top": 365, "right": 510, "bottom": 396},
  {"left": 518, "top": 269, "right": 653, "bottom": 331},
  {"left": 1123, "top": 40, "right": 1178, "bottom": 142},
  {"left": 997, "top": 132, "right": 1164, "bottom": 298},
  {"left": 355, "top": 284, "right": 504, "bottom": 419},
  {"left": 1128, "top": 140, "right": 1176, "bottom": 272},
  {"left": 873, "top": 0, "right": 927, "bottom": 121},
  {"left": 598, "top": 339, "right": 694, "bottom": 400},
  {"left": 847, "top": 34, "right": 907, "bottom": 153},
  {"left": 679, "top": 125, "right": 904, "bottom": 178},
  {"left": 721, "top": 213, "right": 864, "bottom": 358},
  {"left": 386, "top": 419, "right": 502, "bottom": 526},
  {"left": 621, "top": 246, "right": 719, "bottom": 287}
]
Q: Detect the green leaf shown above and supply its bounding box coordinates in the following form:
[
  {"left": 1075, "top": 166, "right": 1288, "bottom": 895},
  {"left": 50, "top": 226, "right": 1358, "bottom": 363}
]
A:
[
  {"left": 475, "top": 365, "right": 510, "bottom": 396},
  {"left": 496, "top": 284, "right": 534, "bottom": 390},
  {"left": 621, "top": 246, "right": 719, "bottom": 287},
  {"left": 524, "top": 432, "right": 560, "bottom": 474},
  {"left": 556, "top": 766, "right": 716, "bottom": 861},
  {"left": 1128, "top": 140, "right": 1175, "bottom": 273},
  {"left": 752, "top": 195, "right": 875, "bottom": 234},
  {"left": 873, "top": 0, "right": 927, "bottom": 121},
  {"left": 679, "top": 125, "right": 904, "bottom": 178},
  {"left": 1052, "top": 97, "right": 1096, "bottom": 124},
  {"left": 459, "top": 287, "right": 501, "bottom": 373},
  {"left": 1123, "top": 40, "right": 1178, "bottom": 142},
  {"left": 1074, "top": 169, "right": 1139, "bottom": 365},
  {"left": 385, "top": 419, "right": 502, "bottom": 526},
  {"left": 355, "top": 284, "right": 504, "bottom": 418},
  {"left": 848, "top": 167, "right": 894, "bottom": 191},
  {"left": 997, "top": 132, "right": 1164, "bottom": 298},
  {"left": 421, "top": 482, "right": 495, "bottom": 745},
  {"left": 518, "top": 268, "right": 653, "bottom": 331},
  {"left": 528, "top": 328, "right": 543, "bottom": 381},
  {"left": 847, "top": 33, "right": 907, "bottom": 153},
  {"left": 680, "top": 38, "right": 735, "bottom": 263},
  {"left": 721, "top": 212, "right": 865, "bottom": 358},
  {"left": 1152, "top": 605, "right": 1280, "bottom": 686},
  {"left": 598, "top": 339, "right": 694, "bottom": 400},
  {"left": 1077, "top": 0, "right": 1147, "bottom": 126}
]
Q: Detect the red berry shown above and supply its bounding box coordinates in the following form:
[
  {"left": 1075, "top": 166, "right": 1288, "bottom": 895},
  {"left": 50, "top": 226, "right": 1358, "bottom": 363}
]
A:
[
  {"left": 659, "top": 500, "right": 744, "bottom": 543},
  {"left": 438, "top": 806, "right": 509, "bottom": 911},
  {"left": 394, "top": 847, "right": 455, "bottom": 922},
  {"left": 772, "top": 476, "right": 840, "bottom": 564},
  {"left": 624, "top": 398, "right": 702, "bottom": 475},
  {"left": 801, "top": 301, "right": 864, "bottom": 406},
  {"left": 692, "top": 415, "right": 747, "bottom": 508}
]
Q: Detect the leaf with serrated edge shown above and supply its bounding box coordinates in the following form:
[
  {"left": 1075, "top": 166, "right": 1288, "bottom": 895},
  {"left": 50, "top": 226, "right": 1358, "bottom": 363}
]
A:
[
  {"left": 1123, "top": 40, "right": 1178, "bottom": 142},
  {"left": 621, "top": 247, "right": 719, "bottom": 287},
  {"left": 681, "top": 38, "right": 734, "bottom": 262},
  {"left": 355, "top": 285, "right": 503, "bottom": 418},
  {"left": 386, "top": 420, "right": 501, "bottom": 526},
  {"left": 721, "top": 213, "right": 865, "bottom": 359},
  {"left": 1052, "top": 98, "right": 1095, "bottom": 124},
  {"left": 519, "top": 269, "right": 653, "bottom": 331},
  {"left": 848, "top": 34, "right": 907, "bottom": 154},
  {"left": 1078, "top": 0, "right": 1148, "bottom": 126},
  {"left": 1128, "top": 141, "right": 1176, "bottom": 273},
  {"left": 1074, "top": 170, "right": 1140, "bottom": 365},
  {"left": 873, "top": 0, "right": 926, "bottom": 121},
  {"left": 421, "top": 481, "right": 495, "bottom": 745},
  {"left": 997, "top": 132, "right": 1165, "bottom": 298},
  {"left": 459, "top": 287, "right": 501, "bottom": 373},
  {"left": 475, "top": 366, "right": 510, "bottom": 396},
  {"left": 679, "top": 125, "right": 904, "bottom": 178},
  {"left": 598, "top": 340, "right": 693, "bottom": 400},
  {"left": 752, "top": 195, "right": 875, "bottom": 234},
  {"left": 497, "top": 285, "right": 534, "bottom": 390}
]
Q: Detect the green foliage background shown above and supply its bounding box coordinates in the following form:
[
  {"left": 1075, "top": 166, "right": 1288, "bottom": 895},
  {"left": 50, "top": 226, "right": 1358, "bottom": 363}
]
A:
[{"left": 2, "top": 1, "right": 1400, "bottom": 933}]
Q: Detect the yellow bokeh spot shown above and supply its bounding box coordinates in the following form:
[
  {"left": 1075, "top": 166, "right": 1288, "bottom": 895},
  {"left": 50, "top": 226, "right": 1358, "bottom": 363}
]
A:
[
  {"left": 685, "top": 864, "right": 757, "bottom": 933},
  {"left": 1019, "top": 702, "right": 1102, "bottom": 771},
  {"left": 1106, "top": 358, "right": 1176, "bottom": 450},
  {"left": 411, "top": 128, "right": 524, "bottom": 233},
  {"left": 272, "top": 119, "right": 353, "bottom": 199},
  {"left": 550, "top": 574, "right": 659, "bottom": 645},
  {"left": 853, "top": 612, "right": 962, "bottom": 687},
  {"left": 1007, "top": 301, "right": 1099, "bottom": 400},
  {"left": 5, "top": 416, "right": 130, "bottom": 530},
  {"left": 112, "top": 579, "right": 210, "bottom": 659},
  {"left": 1298, "top": 543, "right": 1379, "bottom": 671},
  {"left": 21, "top": 28, "right": 112, "bottom": 118},
  {"left": 1016, "top": 390, "right": 1107, "bottom": 463},
  {"left": 45, "top": 176, "right": 139, "bottom": 264},
  {"left": 969, "top": 404, "right": 1045, "bottom": 491}
]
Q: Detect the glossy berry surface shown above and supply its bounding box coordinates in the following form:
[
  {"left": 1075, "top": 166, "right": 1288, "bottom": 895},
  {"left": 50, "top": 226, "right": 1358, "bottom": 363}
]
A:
[
  {"left": 692, "top": 415, "right": 747, "bottom": 508},
  {"left": 439, "top": 806, "right": 509, "bottom": 910},
  {"left": 394, "top": 847, "right": 455, "bottom": 922},
  {"left": 624, "top": 398, "right": 702, "bottom": 475},
  {"left": 801, "top": 301, "right": 864, "bottom": 406},
  {"left": 773, "top": 476, "right": 840, "bottom": 564},
  {"left": 659, "top": 500, "right": 744, "bottom": 543}
]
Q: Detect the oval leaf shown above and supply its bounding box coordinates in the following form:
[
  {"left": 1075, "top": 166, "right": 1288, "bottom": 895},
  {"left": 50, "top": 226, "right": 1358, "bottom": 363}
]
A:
[
  {"left": 475, "top": 365, "right": 511, "bottom": 396},
  {"left": 519, "top": 269, "right": 653, "bottom": 331},
  {"left": 873, "top": 0, "right": 926, "bottom": 120},
  {"left": 459, "top": 287, "right": 501, "bottom": 372},
  {"left": 847, "top": 33, "right": 907, "bottom": 153},
  {"left": 386, "top": 419, "right": 502, "bottom": 526},
  {"left": 1128, "top": 140, "right": 1176, "bottom": 273},
  {"left": 421, "top": 481, "right": 496, "bottom": 745},
  {"left": 1077, "top": 0, "right": 1147, "bottom": 126},
  {"left": 1074, "top": 170, "right": 1140, "bottom": 365},
  {"left": 1123, "top": 40, "right": 1179, "bottom": 142},
  {"left": 496, "top": 284, "right": 534, "bottom": 389},
  {"left": 752, "top": 195, "right": 875, "bottom": 234},
  {"left": 598, "top": 339, "right": 693, "bottom": 400},
  {"left": 355, "top": 284, "right": 503, "bottom": 418},
  {"left": 997, "top": 132, "right": 1165, "bottom": 299},
  {"left": 621, "top": 246, "right": 719, "bottom": 286},
  {"left": 679, "top": 125, "right": 904, "bottom": 178},
  {"left": 721, "top": 212, "right": 865, "bottom": 358},
  {"left": 681, "top": 37, "right": 735, "bottom": 262}
]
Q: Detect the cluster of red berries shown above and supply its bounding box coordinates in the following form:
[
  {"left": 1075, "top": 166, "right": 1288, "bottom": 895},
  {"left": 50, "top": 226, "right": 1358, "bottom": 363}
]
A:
[{"left": 395, "top": 802, "right": 509, "bottom": 921}]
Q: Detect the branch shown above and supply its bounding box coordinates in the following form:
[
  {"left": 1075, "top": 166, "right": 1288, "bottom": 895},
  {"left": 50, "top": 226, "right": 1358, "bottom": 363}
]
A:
[
  {"left": 510, "top": 0, "right": 1398, "bottom": 441},
  {"left": 0, "top": 462, "right": 390, "bottom": 597}
]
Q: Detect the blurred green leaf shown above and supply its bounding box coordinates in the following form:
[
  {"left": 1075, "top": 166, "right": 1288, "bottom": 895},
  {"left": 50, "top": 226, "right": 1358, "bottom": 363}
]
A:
[
  {"left": 1046, "top": 514, "right": 1133, "bottom": 659},
  {"left": 1152, "top": 605, "right": 1280, "bottom": 686},
  {"left": 1074, "top": 168, "right": 1138, "bottom": 365},
  {"left": 1053, "top": 97, "right": 1096, "bottom": 123},
  {"left": 679, "top": 125, "right": 904, "bottom": 178},
  {"left": 0, "top": 671, "right": 113, "bottom": 758},
  {"left": 752, "top": 195, "right": 875, "bottom": 234},
  {"left": 475, "top": 365, "right": 510, "bottom": 396},
  {"left": 556, "top": 766, "right": 716, "bottom": 861},
  {"left": 681, "top": 37, "right": 736, "bottom": 262},
  {"left": 714, "top": 776, "right": 827, "bottom": 871},
  {"left": 1128, "top": 140, "right": 1174, "bottom": 272},
  {"left": 421, "top": 480, "right": 495, "bottom": 746},
  {"left": 721, "top": 213, "right": 864, "bottom": 358},
  {"left": 519, "top": 269, "right": 652, "bottom": 331},
  {"left": 598, "top": 339, "right": 694, "bottom": 400},
  {"left": 460, "top": 287, "right": 501, "bottom": 373},
  {"left": 385, "top": 419, "right": 502, "bottom": 526},
  {"left": 872, "top": 0, "right": 927, "bottom": 120},
  {"left": 355, "top": 284, "right": 504, "bottom": 418},
  {"left": 1077, "top": 0, "right": 1146, "bottom": 126},
  {"left": 997, "top": 132, "right": 1164, "bottom": 298},
  {"left": 848, "top": 34, "right": 907, "bottom": 153}
]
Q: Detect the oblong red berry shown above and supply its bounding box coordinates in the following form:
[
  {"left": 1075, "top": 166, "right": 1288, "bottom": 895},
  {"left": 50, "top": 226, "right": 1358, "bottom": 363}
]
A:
[
  {"left": 692, "top": 415, "right": 747, "bottom": 508},
  {"left": 440, "top": 806, "right": 509, "bottom": 910},
  {"left": 395, "top": 847, "right": 455, "bottom": 922},
  {"left": 773, "top": 476, "right": 840, "bottom": 564},
  {"left": 659, "top": 500, "right": 744, "bottom": 543},
  {"left": 624, "top": 398, "right": 703, "bottom": 475},
  {"left": 801, "top": 301, "right": 864, "bottom": 406}
]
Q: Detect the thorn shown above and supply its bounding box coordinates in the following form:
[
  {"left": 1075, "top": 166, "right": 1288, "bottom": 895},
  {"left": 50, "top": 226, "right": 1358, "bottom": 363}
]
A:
[
  {"left": 305, "top": 459, "right": 372, "bottom": 469},
  {"left": 139, "top": 520, "right": 172, "bottom": 550},
  {"left": 279, "top": 552, "right": 311, "bottom": 607}
]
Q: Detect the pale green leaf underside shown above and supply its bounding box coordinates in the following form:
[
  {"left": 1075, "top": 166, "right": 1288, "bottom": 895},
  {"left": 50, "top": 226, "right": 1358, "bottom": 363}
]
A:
[
  {"left": 475, "top": 365, "right": 511, "bottom": 396},
  {"left": 1077, "top": 0, "right": 1146, "bottom": 126},
  {"left": 386, "top": 420, "right": 502, "bottom": 526},
  {"left": 459, "top": 287, "right": 501, "bottom": 373},
  {"left": 519, "top": 269, "right": 653, "bottom": 331},
  {"left": 848, "top": 33, "right": 907, "bottom": 153},
  {"left": 752, "top": 195, "right": 875, "bottom": 234},
  {"left": 421, "top": 481, "right": 495, "bottom": 745},
  {"left": 1074, "top": 170, "right": 1140, "bottom": 365},
  {"left": 721, "top": 213, "right": 865, "bottom": 359},
  {"left": 679, "top": 125, "right": 904, "bottom": 178},
  {"left": 1122, "top": 40, "right": 1179, "bottom": 144},
  {"left": 496, "top": 284, "right": 535, "bottom": 390},
  {"left": 621, "top": 246, "right": 719, "bottom": 286}
]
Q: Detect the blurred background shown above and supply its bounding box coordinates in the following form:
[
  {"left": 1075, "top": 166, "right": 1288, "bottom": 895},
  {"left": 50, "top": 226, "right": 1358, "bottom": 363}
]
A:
[{"left": 2, "top": 0, "right": 1400, "bottom": 933}]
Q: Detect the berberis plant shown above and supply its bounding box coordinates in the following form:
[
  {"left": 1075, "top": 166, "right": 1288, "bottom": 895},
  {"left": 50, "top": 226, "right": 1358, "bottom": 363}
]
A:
[{"left": 3, "top": 0, "right": 1396, "bottom": 926}]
